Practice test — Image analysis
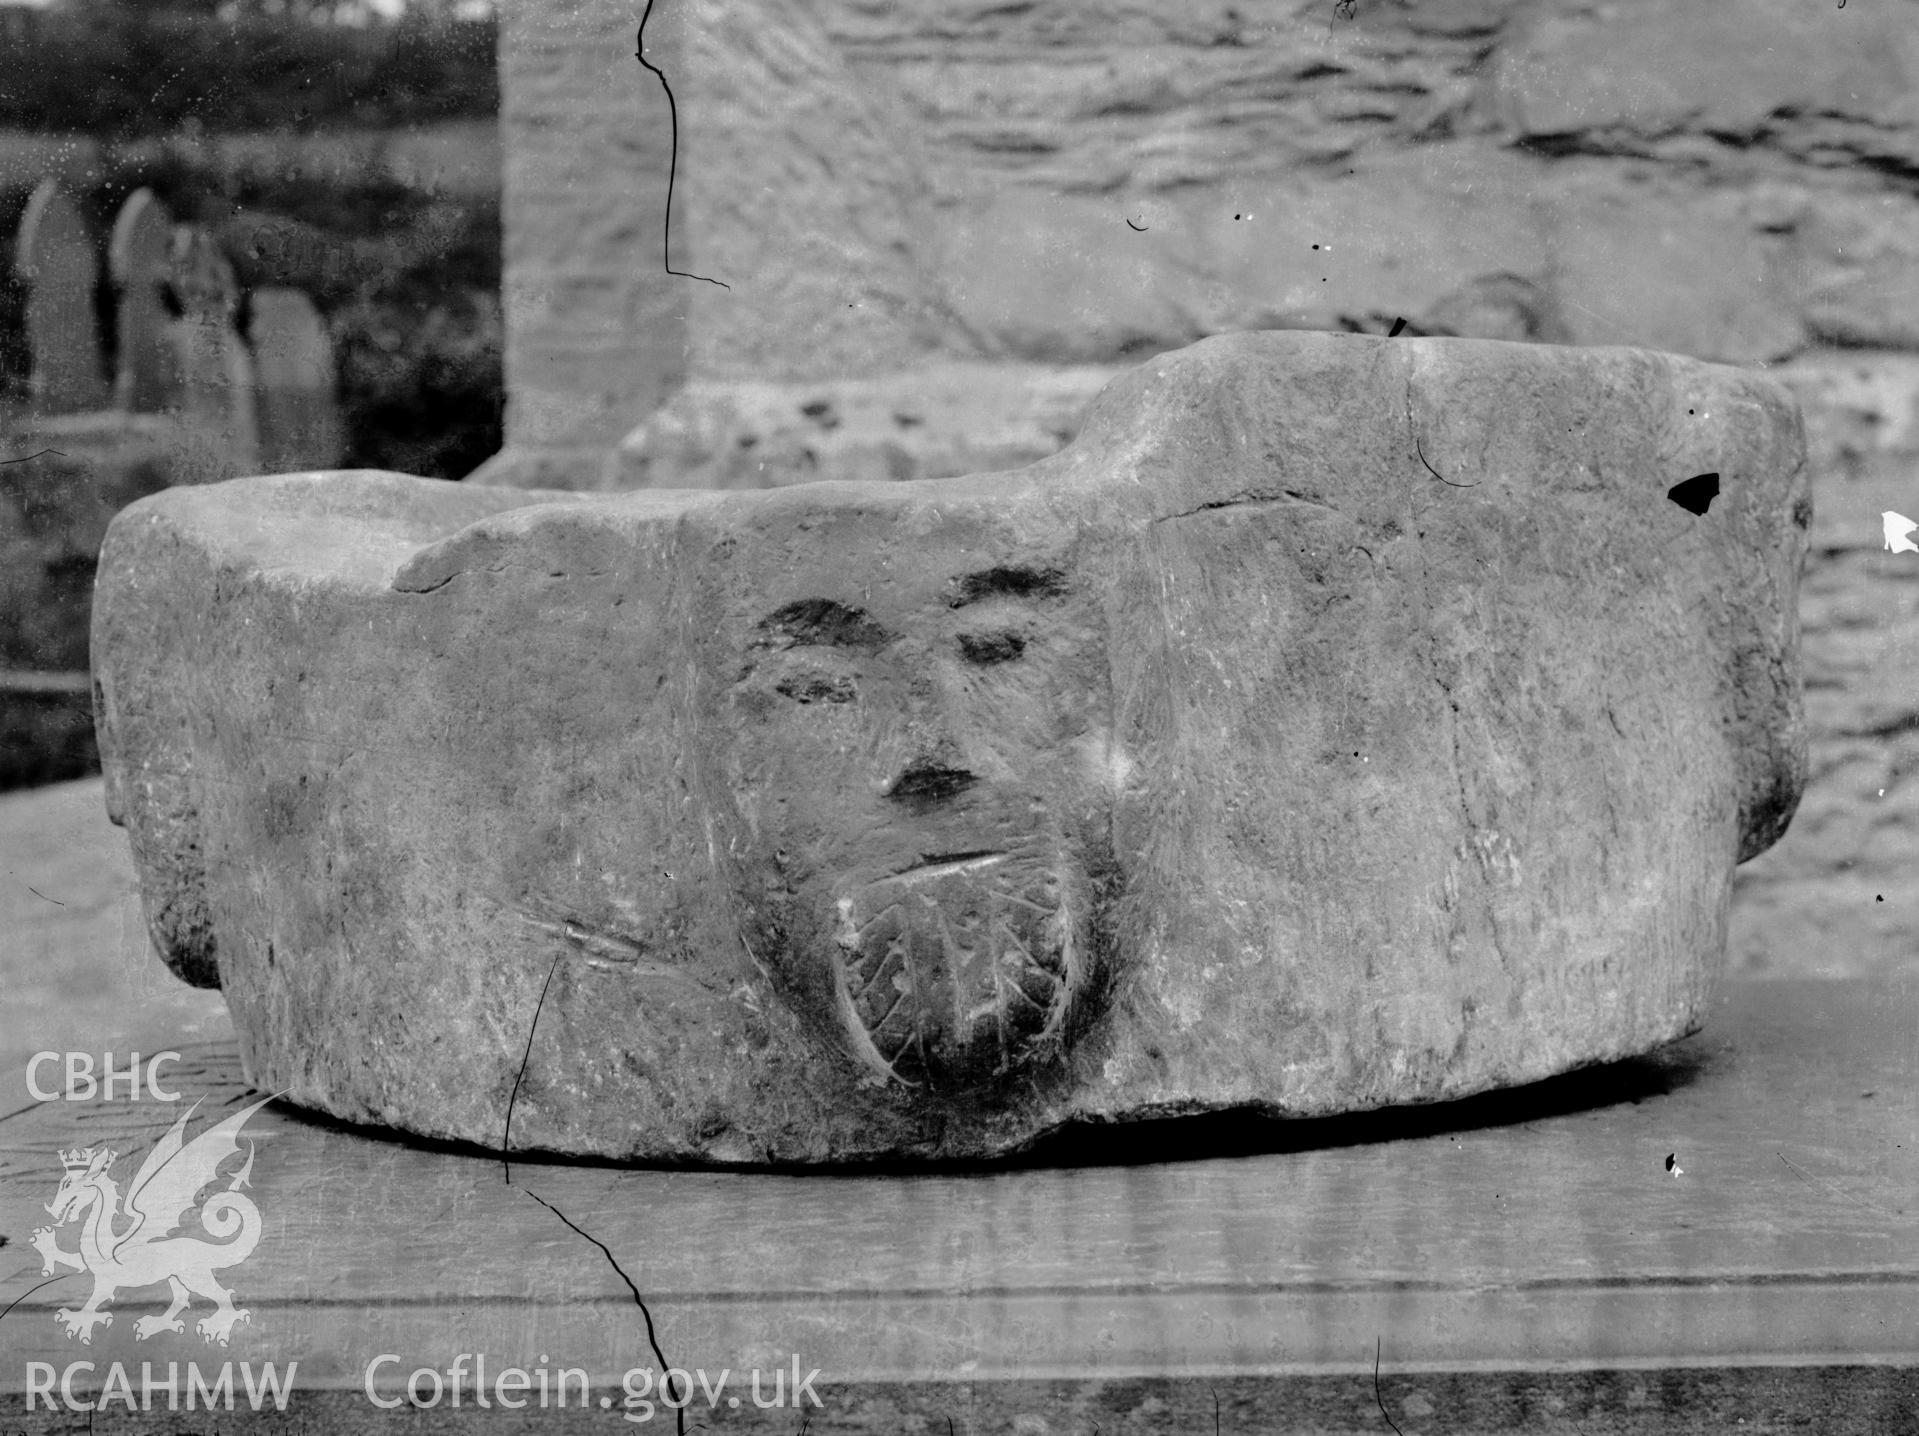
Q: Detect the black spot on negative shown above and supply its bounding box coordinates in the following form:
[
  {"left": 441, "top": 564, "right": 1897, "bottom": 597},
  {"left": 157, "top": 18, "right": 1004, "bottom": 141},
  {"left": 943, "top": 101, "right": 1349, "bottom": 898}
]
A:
[{"left": 1668, "top": 472, "right": 1719, "bottom": 516}]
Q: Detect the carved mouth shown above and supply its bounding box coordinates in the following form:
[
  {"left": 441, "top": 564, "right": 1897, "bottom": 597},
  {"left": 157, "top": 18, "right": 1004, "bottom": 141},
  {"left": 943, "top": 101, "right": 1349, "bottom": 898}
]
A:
[
  {"left": 829, "top": 849, "right": 1086, "bottom": 1091},
  {"left": 891, "top": 850, "right": 1008, "bottom": 880}
]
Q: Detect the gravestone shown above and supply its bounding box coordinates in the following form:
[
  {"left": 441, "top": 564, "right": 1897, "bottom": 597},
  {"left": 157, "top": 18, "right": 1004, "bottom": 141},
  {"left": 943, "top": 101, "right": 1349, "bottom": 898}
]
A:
[
  {"left": 91, "top": 331, "right": 1810, "bottom": 1164},
  {"left": 12, "top": 179, "right": 108, "bottom": 415},
  {"left": 169, "top": 225, "right": 259, "bottom": 475},
  {"left": 249, "top": 286, "right": 343, "bottom": 472},
  {"left": 108, "top": 188, "right": 183, "bottom": 414}
]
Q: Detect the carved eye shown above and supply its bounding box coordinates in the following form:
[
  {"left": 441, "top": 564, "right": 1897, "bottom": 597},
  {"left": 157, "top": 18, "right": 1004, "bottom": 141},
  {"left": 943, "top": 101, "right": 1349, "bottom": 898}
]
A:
[
  {"left": 958, "top": 629, "right": 1025, "bottom": 665},
  {"left": 775, "top": 667, "right": 856, "bottom": 704}
]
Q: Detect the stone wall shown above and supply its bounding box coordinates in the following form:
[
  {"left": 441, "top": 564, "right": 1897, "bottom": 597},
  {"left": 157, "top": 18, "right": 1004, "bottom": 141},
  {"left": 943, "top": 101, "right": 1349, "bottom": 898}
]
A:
[
  {"left": 485, "top": 0, "right": 983, "bottom": 488},
  {"left": 484, "top": 0, "right": 1919, "bottom": 491}
]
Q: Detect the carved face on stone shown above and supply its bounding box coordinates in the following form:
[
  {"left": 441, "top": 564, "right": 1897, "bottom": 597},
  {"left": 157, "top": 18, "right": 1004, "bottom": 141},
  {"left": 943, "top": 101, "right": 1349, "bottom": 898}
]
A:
[{"left": 714, "top": 523, "right": 1125, "bottom": 1098}]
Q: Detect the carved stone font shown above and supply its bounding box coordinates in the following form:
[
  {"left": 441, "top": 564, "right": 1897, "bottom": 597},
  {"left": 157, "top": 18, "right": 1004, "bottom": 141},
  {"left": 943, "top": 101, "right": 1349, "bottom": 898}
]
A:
[{"left": 92, "top": 332, "right": 1810, "bottom": 1163}]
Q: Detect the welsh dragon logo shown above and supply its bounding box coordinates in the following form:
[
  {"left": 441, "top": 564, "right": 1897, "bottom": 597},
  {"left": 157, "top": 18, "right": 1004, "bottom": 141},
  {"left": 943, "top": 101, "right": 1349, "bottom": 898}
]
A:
[{"left": 30, "top": 1095, "right": 273, "bottom": 1346}]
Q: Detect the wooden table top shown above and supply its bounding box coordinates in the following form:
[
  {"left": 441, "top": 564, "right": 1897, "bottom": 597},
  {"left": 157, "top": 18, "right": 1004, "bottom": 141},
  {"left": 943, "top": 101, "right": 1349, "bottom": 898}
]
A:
[{"left": 2, "top": 969, "right": 1914, "bottom": 1395}]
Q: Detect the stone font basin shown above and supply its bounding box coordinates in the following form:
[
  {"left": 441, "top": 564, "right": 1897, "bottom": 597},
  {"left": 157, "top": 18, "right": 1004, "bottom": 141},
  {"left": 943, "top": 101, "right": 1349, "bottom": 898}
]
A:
[{"left": 91, "top": 331, "right": 1809, "bottom": 1163}]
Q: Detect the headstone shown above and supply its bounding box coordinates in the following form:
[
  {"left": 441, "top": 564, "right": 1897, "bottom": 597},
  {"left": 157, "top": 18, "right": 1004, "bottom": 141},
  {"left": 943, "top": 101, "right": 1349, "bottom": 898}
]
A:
[
  {"left": 170, "top": 225, "right": 260, "bottom": 474},
  {"left": 92, "top": 331, "right": 1811, "bottom": 1164},
  {"left": 108, "top": 188, "right": 184, "bottom": 413},
  {"left": 249, "top": 287, "right": 343, "bottom": 472},
  {"left": 12, "top": 179, "right": 108, "bottom": 415}
]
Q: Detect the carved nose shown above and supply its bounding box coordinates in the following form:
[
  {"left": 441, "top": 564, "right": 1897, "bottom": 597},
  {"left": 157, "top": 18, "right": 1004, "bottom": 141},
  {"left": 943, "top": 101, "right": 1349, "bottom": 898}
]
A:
[{"left": 883, "top": 684, "right": 985, "bottom": 801}]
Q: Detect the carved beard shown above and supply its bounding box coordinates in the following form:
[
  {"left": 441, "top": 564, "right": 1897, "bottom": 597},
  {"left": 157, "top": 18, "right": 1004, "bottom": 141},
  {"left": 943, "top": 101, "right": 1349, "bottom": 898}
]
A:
[{"left": 820, "top": 839, "right": 1107, "bottom": 1093}]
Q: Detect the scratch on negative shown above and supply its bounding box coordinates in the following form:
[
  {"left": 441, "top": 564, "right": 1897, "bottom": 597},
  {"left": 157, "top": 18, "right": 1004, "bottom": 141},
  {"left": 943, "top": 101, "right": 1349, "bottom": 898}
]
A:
[
  {"left": 1404, "top": 382, "right": 1479, "bottom": 488},
  {"left": 1777, "top": 1151, "right": 1899, "bottom": 1217}
]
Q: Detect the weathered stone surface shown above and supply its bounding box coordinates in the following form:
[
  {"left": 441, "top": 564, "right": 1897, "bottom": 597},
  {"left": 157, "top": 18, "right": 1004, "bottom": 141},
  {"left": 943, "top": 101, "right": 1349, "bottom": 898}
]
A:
[
  {"left": 1491, "top": 0, "right": 1919, "bottom": 153},
  {"left": 616, "top": 361, "right": 1123, "bottom": 489},
  {"left": 107, "top": 188, "right": 183, "bottom": 414},
  {"left": 1769, "top": 351, "right": 1919, "bottom": 482},
  {"left": 93, "top": 331, "right": 1809, "bottom": 1164},
  {"left": 872, "top": 0, "right": 1919, "bottom": 362},
  {"left": 13, "top": 180, "right": 108, "bottom": 415}
]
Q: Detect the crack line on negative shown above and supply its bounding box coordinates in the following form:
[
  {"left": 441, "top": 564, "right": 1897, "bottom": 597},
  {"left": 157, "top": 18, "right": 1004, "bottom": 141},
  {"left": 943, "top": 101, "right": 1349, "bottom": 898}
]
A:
[
  {"left": 636, "top": 0, "right": 730, "bottom": 290},
  {"left": 1374, "top": 1337, "right": 1405, "bottom": 1436},
  {"left": 522, "top": 1189, "right": 688, "bottom": 1436},
  {"left": 498, "top": 952, "right": 691, "bottom": 1434},
  {"left": 501, "top": 948, "right": 563, "bottom": 1185},
  {"left": 0, "top": 1274, "right": 76, "bottom": 1327}
]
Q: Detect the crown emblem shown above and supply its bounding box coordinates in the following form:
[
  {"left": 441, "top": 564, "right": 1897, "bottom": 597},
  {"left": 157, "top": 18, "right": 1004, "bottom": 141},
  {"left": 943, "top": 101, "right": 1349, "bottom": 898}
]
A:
[{"left": 58, "top": 1147, "right": 100, "bottom": 1172}]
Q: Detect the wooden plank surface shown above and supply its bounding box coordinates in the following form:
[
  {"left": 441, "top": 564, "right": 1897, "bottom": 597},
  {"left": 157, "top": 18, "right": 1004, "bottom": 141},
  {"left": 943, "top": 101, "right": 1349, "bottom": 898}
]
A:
[{"left": 1, "top": 974, "right": 1914, "bottom": 1394}]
